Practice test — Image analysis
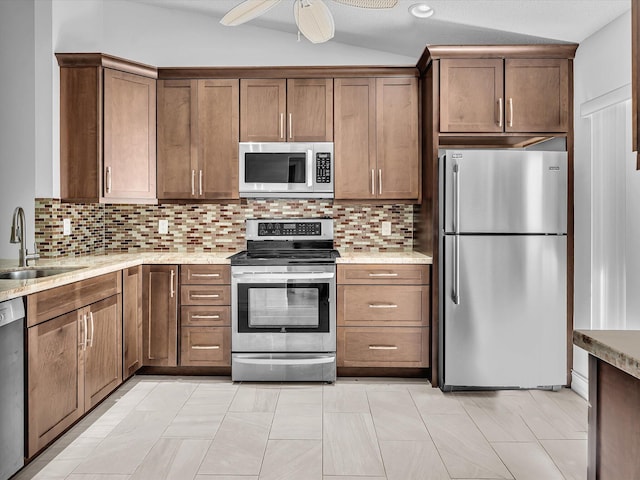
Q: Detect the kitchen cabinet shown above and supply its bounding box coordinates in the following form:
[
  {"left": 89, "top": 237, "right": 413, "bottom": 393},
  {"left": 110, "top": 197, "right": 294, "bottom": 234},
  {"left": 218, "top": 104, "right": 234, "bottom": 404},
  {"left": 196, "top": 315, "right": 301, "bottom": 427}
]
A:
[
  {"left": 57, "top": 54, "right": 157, "bottom": 203},
  {"left": 123, "top": 266, "right": 143, "bottom": 379},
  {"left": 334, "top": 77, "right": 419, "bottom": 200},
  {"left": 439, "top": 58, "right": 569, "bottom": 133},
  {"left": 336, "top": 264, "right": 430, "bottom": 368},
  {"left": 27, "top": 272, "right": 122, "bottom": 458},
  {"left": 157, "top": 79, "right": 239, "bottom": 200},
  {"left": 142, "top": 265, "right": 178, "bottom": 367},
  {"left": 240, "top": 78, "right": 333, "bottom": 142},
  {"left": 179, "top": 265, "right": 231, "bottom": 367}
]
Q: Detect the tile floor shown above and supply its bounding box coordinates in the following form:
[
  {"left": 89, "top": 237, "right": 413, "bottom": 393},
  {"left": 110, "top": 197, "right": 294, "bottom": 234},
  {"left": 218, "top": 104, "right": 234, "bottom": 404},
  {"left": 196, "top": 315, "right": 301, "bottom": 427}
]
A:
[{"left": 14, "top": 376, "right": 588, "bottom": 480}]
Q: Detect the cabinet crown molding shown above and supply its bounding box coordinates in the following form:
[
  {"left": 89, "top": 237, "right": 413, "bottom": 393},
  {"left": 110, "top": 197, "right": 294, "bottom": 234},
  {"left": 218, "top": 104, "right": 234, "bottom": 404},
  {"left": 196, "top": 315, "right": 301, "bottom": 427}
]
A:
[{"left": 55, "top": 53, "right": 158, "bottom": 79}]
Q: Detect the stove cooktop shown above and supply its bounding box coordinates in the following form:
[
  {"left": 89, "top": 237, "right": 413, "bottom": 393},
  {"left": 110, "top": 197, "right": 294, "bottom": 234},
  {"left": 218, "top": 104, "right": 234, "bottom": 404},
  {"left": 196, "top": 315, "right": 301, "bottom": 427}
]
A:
[{"left": 229, "top": 249, "right": 340, "bottom": 266}]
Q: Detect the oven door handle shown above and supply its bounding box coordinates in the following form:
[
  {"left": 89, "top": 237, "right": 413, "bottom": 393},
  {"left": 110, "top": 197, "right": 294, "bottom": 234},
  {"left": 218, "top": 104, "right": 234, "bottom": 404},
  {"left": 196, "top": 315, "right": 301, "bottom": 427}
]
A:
[
  {"left": 232, "top": 272, "right": 335, "bottom": 280},
  {"left": 234, "top": 356, "right": 335, "bottom": 366}
]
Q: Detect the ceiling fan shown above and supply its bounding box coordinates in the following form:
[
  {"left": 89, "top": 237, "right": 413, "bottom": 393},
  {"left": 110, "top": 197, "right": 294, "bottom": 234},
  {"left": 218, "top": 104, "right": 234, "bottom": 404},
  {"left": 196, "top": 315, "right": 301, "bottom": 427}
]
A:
[{"left": 220, "top": 0, "right": 398, "bottom": 44}]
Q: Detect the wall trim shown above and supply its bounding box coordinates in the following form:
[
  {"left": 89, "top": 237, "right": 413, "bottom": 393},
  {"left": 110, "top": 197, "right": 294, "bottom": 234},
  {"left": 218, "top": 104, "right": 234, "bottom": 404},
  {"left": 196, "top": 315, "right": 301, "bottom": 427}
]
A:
[
  {"left": 581, "top": 83, "right": 631, "bottom": 117},
  {"left": 571, "top": 369, "right": 589, "bottom": 400}
]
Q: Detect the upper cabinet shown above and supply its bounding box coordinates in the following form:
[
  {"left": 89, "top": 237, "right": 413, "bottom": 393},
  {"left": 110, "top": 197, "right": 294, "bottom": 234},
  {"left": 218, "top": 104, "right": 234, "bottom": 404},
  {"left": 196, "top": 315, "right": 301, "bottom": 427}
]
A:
[
  {"left": 240, "top": 78, "right": 333, "bottom": 142},
  {"left": 157, "top": 79, "right": 239, "bottom": 200},
  {"left": 57, "top": 54, "right": 157, "bottom": 203},
  {"left": 440, "top": 57, "right": 570, "bottom": 133},
  {"left": 334, "top": 77, "right": 419, "bottom": 200}
]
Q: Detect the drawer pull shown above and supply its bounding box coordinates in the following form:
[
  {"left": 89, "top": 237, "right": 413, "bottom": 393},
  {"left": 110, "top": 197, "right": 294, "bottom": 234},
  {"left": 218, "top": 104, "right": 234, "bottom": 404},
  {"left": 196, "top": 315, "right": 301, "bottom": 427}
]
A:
[
  {"left": 191, "top": 294, "right": 220, "bottom": 299},
  {"left": 368, "top": 273, "right": 399, "bottom": 277},
  {"left": 369, "top": 345, "right": 399, "bottom": 350},
  {"left": 191, "top": 345, "right": 220, "bottom": 350},
  {"left": 192, "top": 273, "right": 221, "bottom": 278},
  {"left": 192, "top": 314, "right": 221, "bottom": 319},
  {"left": 369, "top": 303, "right": 398, "bottom": 309}
]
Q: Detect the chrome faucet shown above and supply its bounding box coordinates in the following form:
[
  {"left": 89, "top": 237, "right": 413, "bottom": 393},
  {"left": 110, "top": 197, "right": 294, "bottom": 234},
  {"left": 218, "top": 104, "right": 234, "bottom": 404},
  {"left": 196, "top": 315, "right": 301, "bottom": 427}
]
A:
[{"left": 10, "top": 207, "right": 40, "bottom": 267}]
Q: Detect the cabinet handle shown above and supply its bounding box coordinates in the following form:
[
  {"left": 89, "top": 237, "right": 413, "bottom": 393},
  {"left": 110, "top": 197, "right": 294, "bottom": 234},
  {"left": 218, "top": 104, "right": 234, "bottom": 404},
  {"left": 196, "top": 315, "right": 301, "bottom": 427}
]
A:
[
  {"left": 106, "top": 166, "right": 112, "bottom": 194},
  {"left": 81, "top": 313, "right": 88, "bottom": 350},
  {"left": 191, "top": 294, "right": 220, "bottom": 299},
  {"left": 170, "top": 269, "right": 175, "bottom": 298},
  {"left": 378, "top": 169, "right": 382, "bottom": 195},
  {"left": 368, "top": 303, "right": 398, "bottom": 309},
  {"left": 191, "top": 170, "right": 195, "bottom": 196},
  {"left": 371, "top": 169, "right": 375, "bottom": 195},
  {"left": 368, "top": 273, "right": 399, "bottom": 277},
  {"left": 369, "top": 345, "right": 398, "bottom": 350},
  {"left": 191, "top": 345, "right": 220, "bottom": 350},
  {"left": 280, "top": 113, "right": 284, "bottom": 139},
  {"left": 508, "top": 97, "right": 513, "bottom": 127},
  {"left": 89, "top": 311, "right": 95, "bottom": 348},
  {"left": 192, "top": 314, "right": 221, "bottom": 319},
  {"left": 199, "top": 170, "right": 203, "bottom": 196},
  {"left": 289, "top": 113, "right": 293, "bottom": 139},
  {"left": 498, "top": 97, "right": 503, "bottom": 127},
  {"left": 192, "top": 273, "right": 220, "bottom": 278}
]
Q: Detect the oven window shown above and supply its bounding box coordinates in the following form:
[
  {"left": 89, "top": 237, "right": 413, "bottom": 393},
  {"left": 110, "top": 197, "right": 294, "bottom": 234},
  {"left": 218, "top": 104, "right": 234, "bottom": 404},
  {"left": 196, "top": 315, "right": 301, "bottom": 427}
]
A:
[
  {"left": 245, "top": 153, "right": 306, "bottom": 183},
  {"left": 237, "top": 282, "right": 330, "bottom": 333}
]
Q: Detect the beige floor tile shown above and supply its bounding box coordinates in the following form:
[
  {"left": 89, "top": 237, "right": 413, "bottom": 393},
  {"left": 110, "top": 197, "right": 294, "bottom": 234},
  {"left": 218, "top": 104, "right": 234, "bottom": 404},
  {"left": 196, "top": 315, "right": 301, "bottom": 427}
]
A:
[
  {"left": 540, "top": 439, "right": 588, "bottom": 480},
  {"left": 162, "top": 411, "right": 225, "bottom": 438},
  {"left": 52, "top": 437, "right": 102, "bottom": 461},
  {"left": 229, "top": 386, "right": 280, "bottom": 412},
  {"left": 134, "top": 381, "right": 198, "bottom": 412},
  {"left": 410, "top": 385, "right": 467, "bottom": 415},
  {"left": 323, "top": 383, "right": 370, "bottom": 413},
  {"left": 380, "top": 440, "right": 450, "bottom": 480},
  {"left": 195, "top": 477, "right": 257, "bottom": 480},
  {"left": 323, "top": 477, "right": 386, "bottom": 480},
  {"left": 270, "top": 404, "right": 322, "bottom": 439},
  {"left": 130, "top": 438, "right": 210, "bottom": 480},
  {"left": 259, "top": 440, "right": 322, "bottom": 480},
  {"left": 198, "top": 412, "right": 273, "bottom": 475},
  {"left": 67, "top": 475, "right": 130, "bottom": 479},
  {"left": 367, "top": 390, "right": 430, "bottom": 441},
  {"left": 530, "top": 389, "right": 588, "bottom": 433},
  {"left": 276, "top": 386, "right": 323, "bottom": 407},
  {"left": 423, "top": 414, "right": 512, "bottom": 479},
  {"left": 323, "top": 412, "right": 385, "bottom": 477},
  {"left": 492, "top": 441, "right": 564, "bottom": 480},
  {"left": 183, "top": 384, "right": 238, "bottom": 413}
]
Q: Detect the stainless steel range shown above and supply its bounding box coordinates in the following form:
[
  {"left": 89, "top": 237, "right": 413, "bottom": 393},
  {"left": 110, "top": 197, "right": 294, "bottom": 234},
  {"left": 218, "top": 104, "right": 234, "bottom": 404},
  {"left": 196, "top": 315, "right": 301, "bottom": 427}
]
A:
[{"left": 230, "top": 218, "right": 338, "bottom": 382}]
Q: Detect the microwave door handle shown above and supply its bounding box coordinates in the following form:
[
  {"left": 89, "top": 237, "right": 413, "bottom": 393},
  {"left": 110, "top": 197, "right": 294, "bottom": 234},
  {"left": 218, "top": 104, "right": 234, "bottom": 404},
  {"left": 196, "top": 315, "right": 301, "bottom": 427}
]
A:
[{"left": 307, "top": 149, "right": 313, "bottom": 187}]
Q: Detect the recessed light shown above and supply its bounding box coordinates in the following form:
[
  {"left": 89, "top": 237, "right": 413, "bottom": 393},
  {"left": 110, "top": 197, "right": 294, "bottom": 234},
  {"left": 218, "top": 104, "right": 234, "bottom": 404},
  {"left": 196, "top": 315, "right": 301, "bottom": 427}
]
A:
[{"left": 409, "top": 3, "right": 434, "bottom": 19}]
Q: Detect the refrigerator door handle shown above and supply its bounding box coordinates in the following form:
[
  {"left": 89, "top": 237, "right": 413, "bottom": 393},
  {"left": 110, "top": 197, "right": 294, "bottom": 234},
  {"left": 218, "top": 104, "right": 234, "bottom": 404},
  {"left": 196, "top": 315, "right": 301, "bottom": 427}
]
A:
[
  {"left": 453, "top": 163, "right": 460, "bottom": 234},
  {"left": 453, "top": 235, "right": 460, "bottom": 305}
]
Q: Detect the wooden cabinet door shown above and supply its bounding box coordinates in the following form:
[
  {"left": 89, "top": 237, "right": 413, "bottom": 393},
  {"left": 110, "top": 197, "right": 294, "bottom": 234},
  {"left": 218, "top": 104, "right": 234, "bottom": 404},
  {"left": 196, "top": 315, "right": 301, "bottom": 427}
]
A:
[
  {"left": 84, "top": 295, "right": 123, "bottom": 410},
  {"left": 440, "top": 59, "right": 504, "bottom": 133},
  {"left": 199, "top": 79, "right": 240, "bottom": 199},
  {"left": 287, "top": 78, "right": 333, "bottom": 141},
  {"left": 142, "top": 265, "right": 178, "bottom": 366},
  {"left": 505, "top": 58, "right": 569, "bottom": 133},
  {"left": 180, "top": 327, "right": 231, "bottom": 366},
  {"left": 123, "top": 266, "right": 143, "bottom": 379},
  {"left": 27, "top": 310, "right": 84, "bottom": 458},
  {"left": 376, "top": 77, "right": 420, "bottom": 200},
  {"left": 103, "top": 69, "right": 156, "bottom": 201},
  {"left": 334, "top": 78, "right": 377, "bottom": 200},
  {"left": 240, "top": 79, "right": 286, "bottom": 142},
  {"left": 157, "top": 79, "right": 198, "bottom": 199}
]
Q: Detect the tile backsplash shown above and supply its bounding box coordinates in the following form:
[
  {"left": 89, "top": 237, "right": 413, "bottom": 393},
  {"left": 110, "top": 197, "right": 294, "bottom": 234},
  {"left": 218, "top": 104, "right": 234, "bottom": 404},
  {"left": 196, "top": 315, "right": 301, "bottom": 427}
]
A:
[{"left": 35, "top": 198, "right": 416, "bottom": 258}]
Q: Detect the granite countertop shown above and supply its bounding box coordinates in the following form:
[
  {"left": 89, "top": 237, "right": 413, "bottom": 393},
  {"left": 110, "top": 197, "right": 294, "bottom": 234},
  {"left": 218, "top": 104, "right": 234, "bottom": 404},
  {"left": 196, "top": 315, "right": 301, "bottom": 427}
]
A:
[
  {"left": 0, "top": 249, "right": 432, "bottom": 302},
  {"left": 574, "top": 329, "right": 640, "bottom": 381}
]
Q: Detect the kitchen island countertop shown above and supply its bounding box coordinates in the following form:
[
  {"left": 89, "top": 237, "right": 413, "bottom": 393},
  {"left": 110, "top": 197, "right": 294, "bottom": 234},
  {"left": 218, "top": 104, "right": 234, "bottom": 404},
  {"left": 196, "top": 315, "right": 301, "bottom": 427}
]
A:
[{"left": 573, "top": 329, "right": 640, "bottom": 381}]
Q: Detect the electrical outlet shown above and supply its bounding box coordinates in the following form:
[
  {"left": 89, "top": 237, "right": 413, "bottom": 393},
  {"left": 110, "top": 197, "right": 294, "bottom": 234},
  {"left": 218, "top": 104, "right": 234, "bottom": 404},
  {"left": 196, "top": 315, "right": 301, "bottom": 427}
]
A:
[
  {"left": 158, "top": 219, "right": 169, "bottom": 234},
  {"left": 63, "top": 218, "right": 71, "bottom": 236},
  {"left": 381, "top": 221, "right": 391, "bottom": 236}
]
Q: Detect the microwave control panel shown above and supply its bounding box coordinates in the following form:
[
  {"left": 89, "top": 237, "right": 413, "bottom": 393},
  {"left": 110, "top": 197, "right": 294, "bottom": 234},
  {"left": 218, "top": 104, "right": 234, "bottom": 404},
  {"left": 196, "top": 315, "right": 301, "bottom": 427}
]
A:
[{"left": 316, "top": 153, "right": 332, "bottom": 183}]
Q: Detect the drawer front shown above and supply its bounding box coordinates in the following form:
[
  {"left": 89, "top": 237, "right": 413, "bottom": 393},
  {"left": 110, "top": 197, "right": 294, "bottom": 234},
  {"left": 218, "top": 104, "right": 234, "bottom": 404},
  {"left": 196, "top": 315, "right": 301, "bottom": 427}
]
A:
[
  {"left": 180, "top": 285, "right": 230, "bottom": 306},
  {"left": 180, "top": 327, "right": 230, "bottom": 366},
  {"left": 337, "top": 264, "right": 430, "bottom": 285},
  {"left": 337, "top": 327, "right": 427, "bottom": 367},
  {"left": 181, "top": 264, "right": 230, "bottom": 285},
  {"left": 181, "top": 305, "right": 230, "bottom": 327},
  {"left": 338, "top": 285, "right": 429, "bottom": 327}
]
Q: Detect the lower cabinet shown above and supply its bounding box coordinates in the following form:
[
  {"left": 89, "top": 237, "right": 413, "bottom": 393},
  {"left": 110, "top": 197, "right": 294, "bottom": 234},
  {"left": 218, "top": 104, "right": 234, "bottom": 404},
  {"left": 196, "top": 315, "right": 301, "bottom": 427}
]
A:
[
  {"left": 26, "top": 273, "right": 122, "bottom": 458},
  {"left": 123, "top": 265, "right": 143, "bottom": 379},
  {"left": 142, "top": 265, "right": 178, "bottom": 366},
  {"left": 336, "top": 264, "right": 431, "bottom": 368}
]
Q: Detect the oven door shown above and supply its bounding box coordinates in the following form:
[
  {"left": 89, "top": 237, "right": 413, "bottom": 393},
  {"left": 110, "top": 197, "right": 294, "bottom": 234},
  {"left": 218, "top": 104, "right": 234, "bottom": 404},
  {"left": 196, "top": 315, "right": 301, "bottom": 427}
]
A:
[{"left": 231, "top": 265, "right": 336, "bottom": 353}]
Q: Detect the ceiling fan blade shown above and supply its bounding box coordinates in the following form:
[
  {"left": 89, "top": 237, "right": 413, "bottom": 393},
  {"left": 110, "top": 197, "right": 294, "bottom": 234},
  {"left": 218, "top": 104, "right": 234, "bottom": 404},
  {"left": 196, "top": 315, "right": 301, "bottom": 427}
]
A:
[
  {"left": 331, "top": 0, "right": 397, "bottom": 8},
  {"left": 220, "top": 0, "right": 282, "bottom": 26},
  {"left": 294, "top": 0, "right": 335, "bottom": 44}
]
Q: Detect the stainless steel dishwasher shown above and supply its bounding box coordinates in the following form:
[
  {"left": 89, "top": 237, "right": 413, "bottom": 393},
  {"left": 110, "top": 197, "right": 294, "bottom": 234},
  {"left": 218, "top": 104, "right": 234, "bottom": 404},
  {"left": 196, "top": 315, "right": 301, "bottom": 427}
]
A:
[{"left": 0, "top": 297, "right": 25, "bottom": 480}]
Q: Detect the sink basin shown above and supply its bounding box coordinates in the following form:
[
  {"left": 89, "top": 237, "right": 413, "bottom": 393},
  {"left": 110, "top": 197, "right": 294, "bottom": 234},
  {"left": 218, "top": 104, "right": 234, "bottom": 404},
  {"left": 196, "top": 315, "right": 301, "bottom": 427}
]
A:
[{"left": 0, "top": 266, "right": 84, "bottom": 280}]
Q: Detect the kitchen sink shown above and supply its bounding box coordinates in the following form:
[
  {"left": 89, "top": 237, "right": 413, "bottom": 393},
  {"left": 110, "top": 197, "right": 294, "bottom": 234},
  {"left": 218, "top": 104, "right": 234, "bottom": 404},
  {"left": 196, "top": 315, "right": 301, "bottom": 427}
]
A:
[{"left": 0, "top": 266, "right": 84, "bottom": 280}]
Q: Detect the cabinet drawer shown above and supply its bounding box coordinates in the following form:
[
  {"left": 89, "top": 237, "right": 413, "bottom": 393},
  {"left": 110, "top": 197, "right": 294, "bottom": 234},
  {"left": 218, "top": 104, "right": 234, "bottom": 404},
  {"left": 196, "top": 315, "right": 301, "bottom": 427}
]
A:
[
  {"left": 27, "top": 272, "right": 121, "bottom": 327},
  {"left": 180, "top": 327, "right": 230, "bottom": 366},
  {"left": 180, "top": 264, "right": 230, "bottom": 285},
  {"left": 337, "top": 264, "right": 430, "bottom": 285},
  {"left": 180, "top": 285, "right": 230, "bottom": 306},
  {"left": 181, "top": 306, "right": 230, "bottom": 327},
  {"left": 337, "top": 327, "right": 427, "bottom": 367},
  {"left": 338, "top": 285, "right": 429, "bottom": 327}
]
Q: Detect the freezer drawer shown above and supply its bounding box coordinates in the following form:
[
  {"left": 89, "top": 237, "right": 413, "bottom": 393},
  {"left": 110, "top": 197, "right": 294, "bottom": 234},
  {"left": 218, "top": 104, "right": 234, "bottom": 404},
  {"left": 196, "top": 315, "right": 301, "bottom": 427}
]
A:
[
  {"left": 442, "top": 149, "right": 567, "bottom": 234},
  {"left": 442, "top": 234, "right": 566, "bottom": 389}
]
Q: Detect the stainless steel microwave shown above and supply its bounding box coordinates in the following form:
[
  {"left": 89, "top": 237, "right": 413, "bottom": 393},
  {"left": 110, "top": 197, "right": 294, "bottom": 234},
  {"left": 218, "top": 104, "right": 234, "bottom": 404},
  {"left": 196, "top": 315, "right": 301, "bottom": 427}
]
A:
[{"left": 239, "top": 142, "right": 334, "bottom": 198}]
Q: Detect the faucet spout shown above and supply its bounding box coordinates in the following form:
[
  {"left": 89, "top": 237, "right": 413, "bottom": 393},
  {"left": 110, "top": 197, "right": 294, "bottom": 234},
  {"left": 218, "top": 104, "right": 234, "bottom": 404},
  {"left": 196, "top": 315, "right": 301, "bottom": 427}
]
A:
[{"left": 10, "top": 207, "right": 39, "bottom": 267}]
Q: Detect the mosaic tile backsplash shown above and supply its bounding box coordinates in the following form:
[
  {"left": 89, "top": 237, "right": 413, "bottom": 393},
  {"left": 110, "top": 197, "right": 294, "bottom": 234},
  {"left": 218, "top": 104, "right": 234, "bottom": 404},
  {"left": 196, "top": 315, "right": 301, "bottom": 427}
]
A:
[{"left": 35, "top": 198, "right": 415, "bottom": 258}]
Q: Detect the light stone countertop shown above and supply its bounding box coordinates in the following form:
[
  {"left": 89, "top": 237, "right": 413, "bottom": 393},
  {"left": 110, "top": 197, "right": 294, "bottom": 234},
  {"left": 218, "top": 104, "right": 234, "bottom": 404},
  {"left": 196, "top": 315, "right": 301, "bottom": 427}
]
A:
[
  {"left": 337, "top": 249, "right": 432, "bottom": 264},
  {"left": 573, "top": 329, "right": 640, "bottom": 381}
]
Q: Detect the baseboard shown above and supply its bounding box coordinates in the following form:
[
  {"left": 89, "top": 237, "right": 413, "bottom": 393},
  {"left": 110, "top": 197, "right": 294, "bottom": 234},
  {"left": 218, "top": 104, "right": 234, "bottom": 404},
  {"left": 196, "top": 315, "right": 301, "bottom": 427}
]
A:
[{"left": 571, "top": 369, "right": 589, "bottom": 400}]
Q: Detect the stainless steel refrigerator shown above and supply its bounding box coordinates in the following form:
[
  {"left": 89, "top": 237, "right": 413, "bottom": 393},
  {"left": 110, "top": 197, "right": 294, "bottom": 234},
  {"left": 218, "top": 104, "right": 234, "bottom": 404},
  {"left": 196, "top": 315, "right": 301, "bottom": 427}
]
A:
[{"left": 439, "top": 149, "right": 567, "bottom": 390}]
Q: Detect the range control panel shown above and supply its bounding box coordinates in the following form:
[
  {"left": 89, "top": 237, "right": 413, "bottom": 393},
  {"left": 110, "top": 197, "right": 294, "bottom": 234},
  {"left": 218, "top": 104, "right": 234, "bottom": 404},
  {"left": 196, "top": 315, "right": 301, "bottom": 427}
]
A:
[
  {"left": 316, "top": 153, "right": 332, "bottom": 184},
  {"left": 258, "top": 221, "right": 322, "bottom": 237}
]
